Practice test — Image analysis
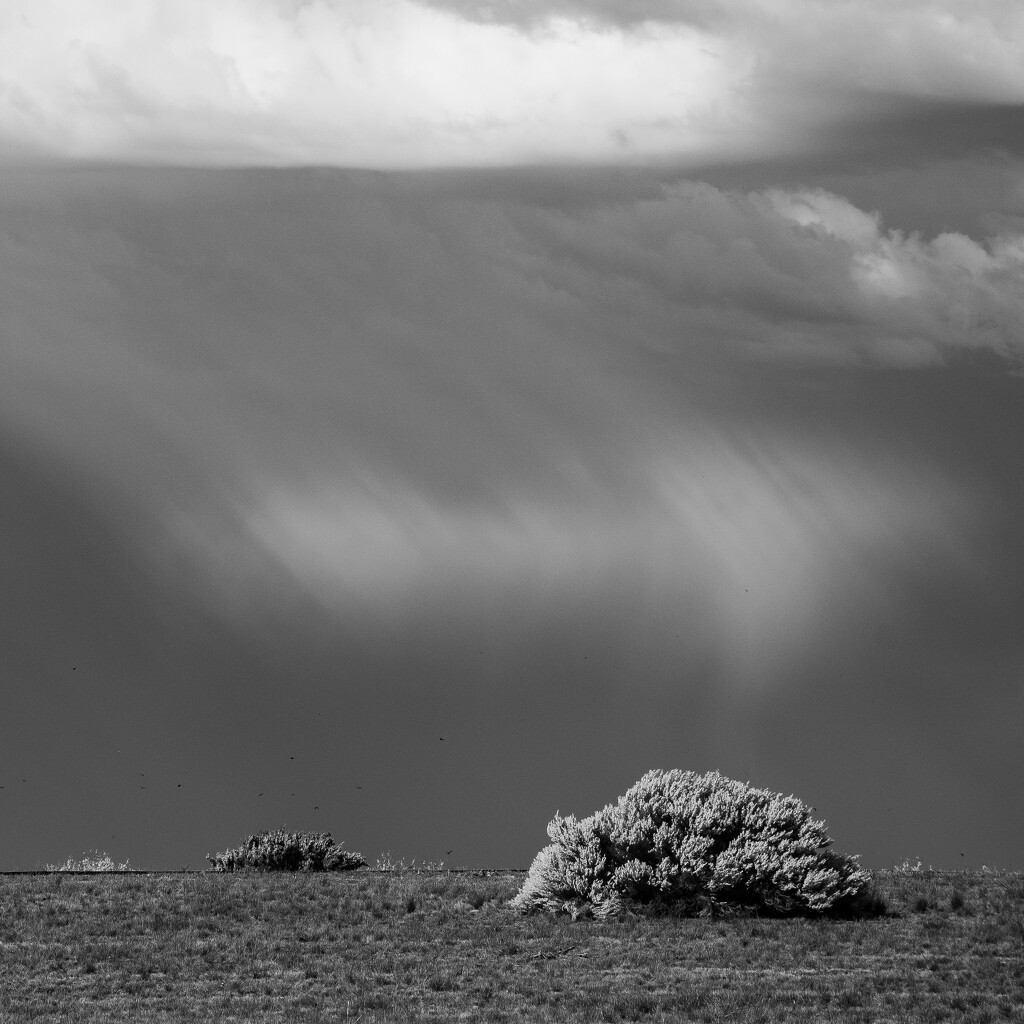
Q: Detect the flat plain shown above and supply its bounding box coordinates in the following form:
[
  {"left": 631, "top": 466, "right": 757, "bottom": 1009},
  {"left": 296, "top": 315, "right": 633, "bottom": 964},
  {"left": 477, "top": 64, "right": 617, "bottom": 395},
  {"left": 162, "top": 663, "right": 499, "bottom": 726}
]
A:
[{"left": 0, "top": 867, "right": 1020, "bottom": 1022}]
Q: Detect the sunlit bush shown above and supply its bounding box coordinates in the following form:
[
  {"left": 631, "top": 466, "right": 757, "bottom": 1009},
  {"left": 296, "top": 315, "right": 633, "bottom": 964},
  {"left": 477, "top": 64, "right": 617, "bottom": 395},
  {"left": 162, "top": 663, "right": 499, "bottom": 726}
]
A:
[
  {"left": 207, "top": 829, "right": 366, "bottom": 872},
  {"left": 511, "top": 769, "right": 876, "bottom": 918}
]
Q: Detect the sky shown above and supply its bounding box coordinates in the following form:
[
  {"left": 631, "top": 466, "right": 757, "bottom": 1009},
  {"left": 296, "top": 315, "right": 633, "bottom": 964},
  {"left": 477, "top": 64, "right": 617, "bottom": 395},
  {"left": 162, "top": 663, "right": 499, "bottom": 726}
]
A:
[{"left": 1, "top": 0, "right": 1023, "bottom": 872}]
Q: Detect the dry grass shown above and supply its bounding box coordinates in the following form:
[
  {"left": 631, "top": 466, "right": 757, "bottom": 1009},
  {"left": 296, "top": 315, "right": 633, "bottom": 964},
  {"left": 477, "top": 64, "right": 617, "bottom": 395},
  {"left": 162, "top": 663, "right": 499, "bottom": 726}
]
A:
[{"left": 0, "top": 868, "right": 1020, "bottom": 1022}]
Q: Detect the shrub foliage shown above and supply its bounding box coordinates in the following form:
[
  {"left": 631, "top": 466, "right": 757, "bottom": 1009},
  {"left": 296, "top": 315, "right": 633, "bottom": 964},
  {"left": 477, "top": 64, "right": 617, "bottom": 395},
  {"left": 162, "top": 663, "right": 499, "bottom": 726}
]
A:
[
  {"left": 207, "top": 829, "right": 366, "bottom": 872},
  {"left": 511, "top": 769, "right": 873, "bottom": 918}
]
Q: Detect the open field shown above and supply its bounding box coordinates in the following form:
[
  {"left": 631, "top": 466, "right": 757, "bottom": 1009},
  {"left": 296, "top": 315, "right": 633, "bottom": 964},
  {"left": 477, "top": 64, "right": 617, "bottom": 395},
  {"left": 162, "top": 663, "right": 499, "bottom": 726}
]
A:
[{"left": 0, "top": 868, "right": 1021, "bottom": 1022}]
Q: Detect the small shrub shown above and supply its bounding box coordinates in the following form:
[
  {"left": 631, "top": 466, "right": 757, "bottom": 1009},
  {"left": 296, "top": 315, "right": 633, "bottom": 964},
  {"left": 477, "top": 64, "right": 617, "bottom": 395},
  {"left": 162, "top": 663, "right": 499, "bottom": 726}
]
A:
[
  {"left": 46, "top": 850, "right": 131, "bottom": 872},
  {"left": 511, "top": 769, "right": 877, "bottom": 919},
  {"left": 206, "top": 829, "right": 366, "bottom": 872}
]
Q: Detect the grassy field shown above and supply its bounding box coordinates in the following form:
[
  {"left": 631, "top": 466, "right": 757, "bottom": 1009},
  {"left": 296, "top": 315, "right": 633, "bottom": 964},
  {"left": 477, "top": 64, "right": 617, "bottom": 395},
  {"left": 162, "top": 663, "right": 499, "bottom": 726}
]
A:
[{"left": 0, "top": 867, "right": 1020, "bottom": 1022}]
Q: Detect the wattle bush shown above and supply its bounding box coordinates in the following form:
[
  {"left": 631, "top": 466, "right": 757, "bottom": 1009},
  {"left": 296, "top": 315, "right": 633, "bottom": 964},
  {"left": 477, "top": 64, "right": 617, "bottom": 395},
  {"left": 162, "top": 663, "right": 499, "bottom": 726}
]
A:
[
  {"left": 511, "top": 770, "right": 876, "bottom": 918},
  {"left": 207, "top": 829, "right": 366, "bottom": 872}
]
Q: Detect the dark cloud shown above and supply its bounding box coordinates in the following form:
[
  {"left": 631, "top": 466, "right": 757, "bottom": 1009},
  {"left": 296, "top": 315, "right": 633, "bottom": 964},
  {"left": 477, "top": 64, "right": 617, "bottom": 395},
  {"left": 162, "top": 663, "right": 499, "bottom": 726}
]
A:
[
  {"left": 0, "top": 166, "right": 1018, "bottom": 642},
  {"left": 815, "top": 99, "right": 1024, "bottom": 168}
]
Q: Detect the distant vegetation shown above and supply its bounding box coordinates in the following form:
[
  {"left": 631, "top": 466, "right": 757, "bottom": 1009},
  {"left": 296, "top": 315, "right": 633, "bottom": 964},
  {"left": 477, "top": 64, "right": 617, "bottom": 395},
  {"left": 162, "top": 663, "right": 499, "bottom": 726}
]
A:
[
  {"left": 0, "top": 867, "right": 1020, "bottom": 1021},
  {"left": 512, "top": 769, "right": 879, "bottom": 919},
  {"left": 206, "top": 829, "right": 366, "bottom": 872}
]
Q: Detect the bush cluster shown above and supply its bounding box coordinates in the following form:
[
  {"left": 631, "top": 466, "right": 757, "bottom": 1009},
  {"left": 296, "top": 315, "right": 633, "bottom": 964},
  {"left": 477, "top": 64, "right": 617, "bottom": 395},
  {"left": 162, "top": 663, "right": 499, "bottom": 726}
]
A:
[
  {"left": 511, "top": 769, "right": 874, "bottom": 919},
  {"left": 207, "top": 829, "right": 367, "bottom": 872}
]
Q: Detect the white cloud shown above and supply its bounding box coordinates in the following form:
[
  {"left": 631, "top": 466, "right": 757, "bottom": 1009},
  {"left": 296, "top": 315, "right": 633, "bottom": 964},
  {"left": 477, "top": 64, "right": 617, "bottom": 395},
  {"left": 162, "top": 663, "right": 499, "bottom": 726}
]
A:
[
  {"left": 2, "top": 0, "right": 1023, "bottom": 167},
  {"left": 763, "top": 190, "right": 881, "bottom": 248},
  {"left": 0, "top": 0, "right": 742, "bottom": 166},
  {"left": 764, "top": 190, "right": 1024, "bottom": 359}
]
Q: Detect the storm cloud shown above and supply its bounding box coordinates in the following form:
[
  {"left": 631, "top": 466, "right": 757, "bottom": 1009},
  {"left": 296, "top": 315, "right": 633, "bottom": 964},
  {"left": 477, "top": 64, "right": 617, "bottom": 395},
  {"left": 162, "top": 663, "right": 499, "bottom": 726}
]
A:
[{"left": 0, "top": 168, "right": 1008, "bottom": 688}]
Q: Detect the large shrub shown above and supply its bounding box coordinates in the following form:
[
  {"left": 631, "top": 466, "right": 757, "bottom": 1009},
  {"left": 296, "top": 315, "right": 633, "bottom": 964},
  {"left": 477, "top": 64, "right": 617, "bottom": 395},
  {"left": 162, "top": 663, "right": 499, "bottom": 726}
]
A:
[
  {"left": 511, "top": 770, "right": 875, "bottom": 918},
  {"left": 207, "top": 829, "right": 366, "bottom": 872}
]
